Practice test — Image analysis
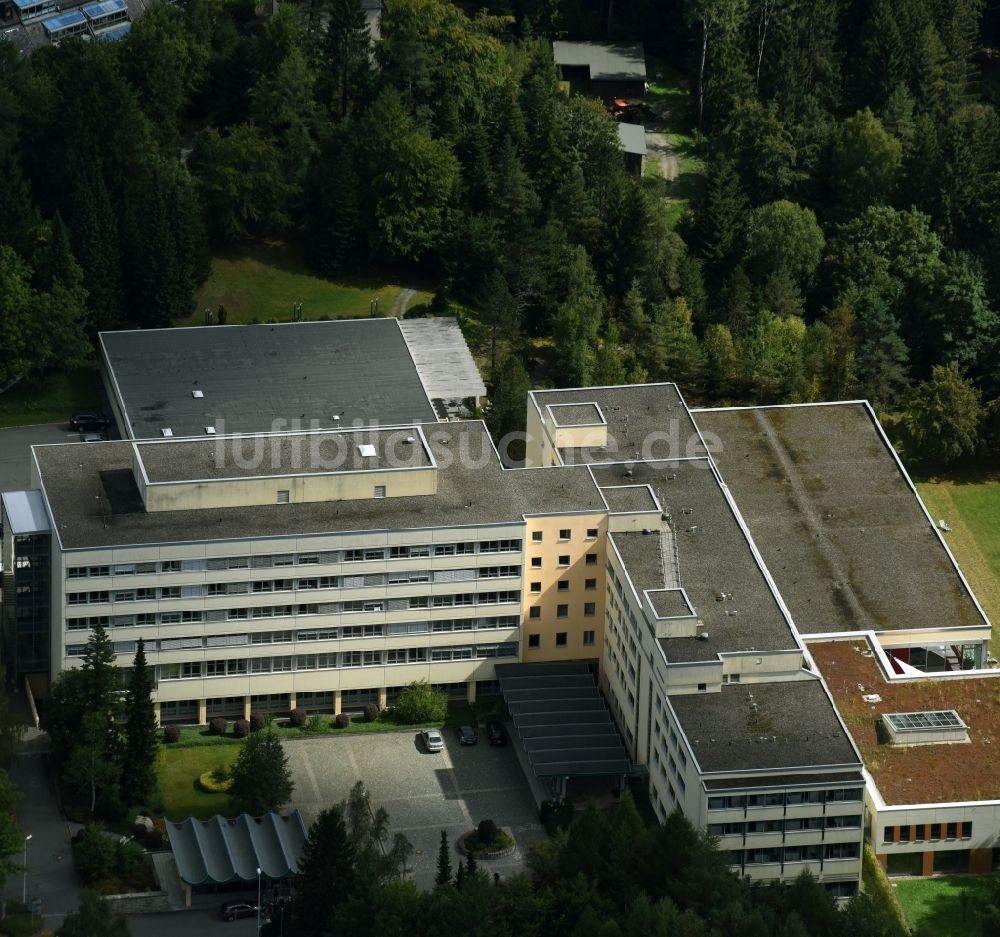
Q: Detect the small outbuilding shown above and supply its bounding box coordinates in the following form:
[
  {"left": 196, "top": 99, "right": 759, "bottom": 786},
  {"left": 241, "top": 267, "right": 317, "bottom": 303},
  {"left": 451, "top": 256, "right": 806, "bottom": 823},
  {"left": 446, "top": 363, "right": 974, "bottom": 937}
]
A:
[
  {"left": 552, "top": 41, "right": 647, "bottom": 98},
  {"left": 617, "top": 122, "right": 647, "bottom": 175}
]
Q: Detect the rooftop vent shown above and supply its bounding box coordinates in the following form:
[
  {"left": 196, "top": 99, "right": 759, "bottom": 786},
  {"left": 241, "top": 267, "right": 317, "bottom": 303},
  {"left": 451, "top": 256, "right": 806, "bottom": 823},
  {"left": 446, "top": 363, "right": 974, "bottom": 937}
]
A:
[
  {"left": 191, "top": 390, "right": 204, "bottom": 399},
  {"left": 697, "top": 632, "right": 710, "bottom": 641},
  {"left": 332, "top": 415, "right": 341, "bottom": 422},
  {"left": 403, "top": 435, "right": 415, "bottom": 444},
  {"left": 357, "top": 444, "right": 377, "bottom": 458},
  {"left": 624, "top": 468, "right": 634, "bottom": 478},
  {"left": 881, "top": 710, "right": 969, "bottom": 747},
  {"left": 204, "top": 427, "right": 216, "bottom": 435},
  {"left": 161, "top": 428, "right": 173, "bottom": 438}
]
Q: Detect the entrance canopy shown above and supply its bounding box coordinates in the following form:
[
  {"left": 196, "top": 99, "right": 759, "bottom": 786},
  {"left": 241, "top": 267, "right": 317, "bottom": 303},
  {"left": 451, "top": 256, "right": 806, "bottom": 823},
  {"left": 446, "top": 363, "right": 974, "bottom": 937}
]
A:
[
  {"left": 495, "top": 662, "right": 630, "bottom": 779},
  {"left": 167, "top": 811, "right": 307, "bottom": 886}
]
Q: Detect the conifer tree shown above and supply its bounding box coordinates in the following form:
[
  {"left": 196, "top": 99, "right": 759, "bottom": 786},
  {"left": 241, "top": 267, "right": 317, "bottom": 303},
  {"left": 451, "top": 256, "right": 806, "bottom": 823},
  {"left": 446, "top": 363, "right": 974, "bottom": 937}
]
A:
[
  {"left": 121, "top": 639, "right": 158, "bottom": 807},
  {"left": 435, "top": 830, "right": 452, "bottom": 887}
]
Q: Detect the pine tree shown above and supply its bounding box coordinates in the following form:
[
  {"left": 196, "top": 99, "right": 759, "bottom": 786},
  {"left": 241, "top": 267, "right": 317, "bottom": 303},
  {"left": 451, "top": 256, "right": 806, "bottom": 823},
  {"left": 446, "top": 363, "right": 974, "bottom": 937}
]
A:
[
  {"left": 304, "top": 136, "right": 361, "bottom": 276},
  {"left": 693, "top": 156, "right": 747, "bottom": 287},
  {"left": 81, "top": 622, "right": 121, "bottom": 718},
  {"left": 0, "top": 147, "right": 39, "bottom": 260},
  {"left": 552, "top": 246, "right": 602, "bottom": 387},
  {"left": 466, "top": 852, "right": 477, "bottom": 877},
  {"left": 319, "top": 0, "right": 372, "bottom": 120},
  {"left": 292, "top": 806, "right": 357, "bottom": 937},
  {"left": 71, "top": 170, "right": 125, "bottom": 336},
  {"left": 855, "top": 295, "right": 909, "bottom": 410},
  {"left": 435, "top": 830, "right": 452, "bottom": 887},
  {"left": 121, "top": 639, "right": 158, "bottom": 807}
]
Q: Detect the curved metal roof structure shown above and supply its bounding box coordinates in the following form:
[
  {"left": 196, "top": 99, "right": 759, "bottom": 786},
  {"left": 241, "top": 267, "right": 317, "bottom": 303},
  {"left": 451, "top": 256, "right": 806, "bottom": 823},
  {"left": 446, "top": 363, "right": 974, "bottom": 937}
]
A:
[{"left": 166, "top": 811, "right": 308, "bottom": 885}]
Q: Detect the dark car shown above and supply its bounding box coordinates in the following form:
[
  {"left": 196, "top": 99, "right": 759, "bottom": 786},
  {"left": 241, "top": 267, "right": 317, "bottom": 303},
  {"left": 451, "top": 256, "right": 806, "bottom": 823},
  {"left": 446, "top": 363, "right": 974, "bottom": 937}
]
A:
[
  {"left": 457, "top": 724, "right": 478, "bottom": 745},
  {"left": 70, "top": 412, "right": 111, "bottom": 432},
  {"left": 221, "top": 900, "right": 258, "bottom": 921},
  {"left": 486, "top": 721, "right": 505, "bottom": 746}
]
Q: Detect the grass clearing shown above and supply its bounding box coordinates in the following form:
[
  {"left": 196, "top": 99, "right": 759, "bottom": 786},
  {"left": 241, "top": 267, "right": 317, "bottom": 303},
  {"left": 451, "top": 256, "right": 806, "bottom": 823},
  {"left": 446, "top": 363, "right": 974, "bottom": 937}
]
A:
[
  {"left": 187, "top": 241, "right": 432, "bottom": 326},
  {"left": 894, "top": 875, "right": 995, "bottom": 937},
  {"left": 0, "top": 367, "right": 101, "bottom": 428},
  {"left": 158, "top": 744, "right": 239, "bottom": 821},
  {"left": 916, "top": 474, "right": 1000, "bottom": 632}
]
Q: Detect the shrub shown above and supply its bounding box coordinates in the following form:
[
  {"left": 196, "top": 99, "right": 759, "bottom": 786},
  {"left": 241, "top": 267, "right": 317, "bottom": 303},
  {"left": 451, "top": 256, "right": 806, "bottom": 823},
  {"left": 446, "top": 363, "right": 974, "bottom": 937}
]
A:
[
  {"left": 198, "top": 769, "right": 234, "bottom": 793},
  {"left": 163, "top": 725, "right": 180, "bottom": 744},
  {"left": 304, "top": 714, "right": 326, "bottom": 734},
  {"left": 249, "top": 711, "right": 266, "bottom": 732},
  {"left": 74, "top": 826, "right": 117, "bottom": 884},
  {"left": 233, "top": 719, "right": 250, "bottom": 738},
  {"left": 394, "top": 681, "right": 448, "bottom": 725},
  {"left": 334, "top": 713, "right": 350, "bottom": 729},
  {"left": 289, "top": 708, "right": 307, "bottom": 728},
  {"left": 208, "top": 717, "right": 228, "bottom": 736},
  {"left": 477, "top": 819, "right": 497, "bottom": 846},
  {"left": 363, "top": 703, "right": 379, "bottom": 723}
]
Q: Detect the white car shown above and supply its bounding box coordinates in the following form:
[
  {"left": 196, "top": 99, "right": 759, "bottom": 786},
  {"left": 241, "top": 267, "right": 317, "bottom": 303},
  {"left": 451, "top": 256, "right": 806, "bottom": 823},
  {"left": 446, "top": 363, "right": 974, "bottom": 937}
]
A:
[{"left": 422, "top": 728, "right": 444, "bottom": 752}]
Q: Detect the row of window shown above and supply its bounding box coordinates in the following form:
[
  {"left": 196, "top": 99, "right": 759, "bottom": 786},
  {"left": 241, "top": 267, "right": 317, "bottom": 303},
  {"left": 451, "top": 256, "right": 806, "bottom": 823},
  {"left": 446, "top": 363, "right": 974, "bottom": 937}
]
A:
[
  {"left": 526, "top": 602, "right": 596, "bottom": 620},
  {"left": 730, "top": 843, "right": 861, "bottom": 865},
  {"left": 67, "top": 590, "right": 521, "bottom": 614},
  {"left": 883, "top": 822, "right": 972, "bottom": 844},
  {"left": 526, "top": 630, "right": 595, "bottom": 649},
  {"left": 529, "top": 553, "right": 598, "bottom": 570},
  {"left": 153, "top": 642, "right": 519, "bottom": 680},
  {"left": 529, "top": 578, "right": 597, "bottom": 594},
  {"left": 708, "top": 789, "right": 864, "bottom": 811},
  {"left": 530, "top": 528, "right": 600, "bottom": 543},
  {"left": 708, "top": 816, "right": 862, "bottom": 836},
  {"left": 65, "top": 540, "right": 523, "bottom": 579},
  {"left": 66, "top": 616, "right": 521, "bottom": 655}
]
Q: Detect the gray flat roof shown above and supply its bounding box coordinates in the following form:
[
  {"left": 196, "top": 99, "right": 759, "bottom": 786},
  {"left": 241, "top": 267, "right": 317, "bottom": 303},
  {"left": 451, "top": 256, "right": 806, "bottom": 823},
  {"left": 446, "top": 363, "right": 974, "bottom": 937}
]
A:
[
  {"left": 693, "top": 404, "right": 989, "bottom": 634},
  {"left": 647, "top": 589, "right": 694, "bottom": 619},
  {"left": 34, "top": 422, "right": 607, "bottom": 549},
  {"left": 100, "top": 319, "right": 438, "bottom": 440},
  {"left": 1, "top": 490, "right": 50, "bottom": 534},
  {"left": 670, "top": 680, "right": 860, "bottom": 775},
  {"left": 549, "top": 402, "right": 604, "bottom": 427},
  {"left": 397, "top": 317, "right": 487, "bottom": 402},
  {"left": 496, "top": 662, "right": 630, "bottom": 778},
  {"left": 552, "top": 40, "right": 647, "bottom": 81},
  {"left": 600, "top": 484, "right": 658, "bottom": 513},
  {"left": 136, "top": 427, "right": 433, "bottom": 483},
  {"left": 598, "top": 459, "right": 798, "bottom": 661},
  {"left": 617, "top": 122, "right": 646, "bottom": 155}
]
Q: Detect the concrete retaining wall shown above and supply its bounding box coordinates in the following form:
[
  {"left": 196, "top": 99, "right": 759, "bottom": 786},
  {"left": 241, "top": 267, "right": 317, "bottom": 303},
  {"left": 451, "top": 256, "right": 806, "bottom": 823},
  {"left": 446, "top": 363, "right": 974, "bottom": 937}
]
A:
[{"left": 103, "top": 890, "right": 171, "bottom": 914}]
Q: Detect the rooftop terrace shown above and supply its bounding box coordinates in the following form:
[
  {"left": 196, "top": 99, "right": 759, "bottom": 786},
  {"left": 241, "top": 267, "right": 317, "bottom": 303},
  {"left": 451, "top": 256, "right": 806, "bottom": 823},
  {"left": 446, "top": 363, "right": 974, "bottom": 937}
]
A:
[
  {"left": 693, "top": 404, "right": 988, "bottom": 635},
  {"left": 811, "top": 640, "right": 1000, "bottom": 804}
]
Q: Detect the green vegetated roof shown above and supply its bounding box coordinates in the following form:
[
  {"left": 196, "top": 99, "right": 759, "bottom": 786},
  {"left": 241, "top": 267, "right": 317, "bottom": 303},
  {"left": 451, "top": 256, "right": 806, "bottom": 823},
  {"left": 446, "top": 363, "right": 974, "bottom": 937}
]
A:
[{"left": 167, "top": 811, "right": 308, "bottom": 885}]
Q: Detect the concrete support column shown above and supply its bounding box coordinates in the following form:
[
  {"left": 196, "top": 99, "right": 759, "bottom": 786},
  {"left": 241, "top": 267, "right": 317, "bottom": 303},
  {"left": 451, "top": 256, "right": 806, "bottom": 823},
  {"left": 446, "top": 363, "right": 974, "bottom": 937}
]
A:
[
  {"left": 334, "top": 690, "right": 342, "bottom": 716},
  {"left": 152, "top": 702, "right": 161, "bottom": 727},
  {"left": 243, "top": 696, "right": 252, "bottom": 720},
  {"left": 921, "top": 851, "right": 934, "bottom": 876},
  {"left": 288, "top": 692, "right": 297, "bottom": 713},
  {"left": 197, "top": 699, "right": 207, "bottom": 725},
  {"left": 378, "top": 687, "right": 388, "bottom": 710},
  {"left": 466, "top": 680, "right": 477, "bottom": 705}
]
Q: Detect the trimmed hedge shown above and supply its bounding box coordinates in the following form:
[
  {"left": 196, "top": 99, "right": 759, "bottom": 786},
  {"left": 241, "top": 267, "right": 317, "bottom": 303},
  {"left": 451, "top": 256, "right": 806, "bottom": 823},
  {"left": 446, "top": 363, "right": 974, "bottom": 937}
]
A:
[
  {"left": 363, "top": 703, "right": 380, "bottom": 723},
  {"left": 163, "top": 725, "right": 181, "bottom": 744},
  {"left": 334, "top": 713, "right": 350, "bottom": 729},
  {"left": 289, "top": 707, "right": 307, "bottom": 728},
  {"left": 208, "top": 717, "right": 228, "bottom": 736},
  {"left": 233, "top": 718, "right": 250, "bottom": 738},
  {"left": 249, "top": 711, "right": 267, "bottom": 732},
  {"left": 198, "top": 770, "right": 234, "bottom": 793}
]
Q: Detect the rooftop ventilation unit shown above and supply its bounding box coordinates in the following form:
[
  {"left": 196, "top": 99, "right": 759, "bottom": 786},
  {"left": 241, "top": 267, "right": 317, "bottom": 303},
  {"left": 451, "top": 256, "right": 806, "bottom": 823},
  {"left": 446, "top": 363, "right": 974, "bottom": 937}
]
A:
[
  {"left": 204, "top": 427, "right": 217, "bottom": 435},
  {"left": 403, "top": 436, "right": 415, "bottom": 444},
  {"left": 191, "top": 390, "right": 204, "bottom": 399},
  {"left": 161, "top": 428, "right": 173, "bottom": 438},
  {"left": 881, "top": 710, "right": 969, "bottom": 746},
  {"left": 332, "top": 415, "right": 341, "bottom": 422},
  {"left": 357, "top": 444, "right": 377, "bottom": 458}
]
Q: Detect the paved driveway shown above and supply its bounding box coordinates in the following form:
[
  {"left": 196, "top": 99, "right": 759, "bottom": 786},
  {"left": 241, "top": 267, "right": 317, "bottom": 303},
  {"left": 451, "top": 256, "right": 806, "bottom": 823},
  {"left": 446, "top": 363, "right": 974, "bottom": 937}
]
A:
[
  {"left": 0, "top": 423, "right": 79, "bottom": 492},
  {"left": 283, "top": 730, "right": 546, "bottom": 888}
]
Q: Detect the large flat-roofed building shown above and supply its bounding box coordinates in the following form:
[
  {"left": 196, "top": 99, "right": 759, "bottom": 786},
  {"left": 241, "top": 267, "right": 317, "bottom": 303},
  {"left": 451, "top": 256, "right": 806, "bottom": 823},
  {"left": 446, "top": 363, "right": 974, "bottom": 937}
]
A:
[
  {"left": 99, "top": 318, "right": 485, "bottom": 440},
  {"left": 7, "top": 339, "right": 998, "bottom": 893}
]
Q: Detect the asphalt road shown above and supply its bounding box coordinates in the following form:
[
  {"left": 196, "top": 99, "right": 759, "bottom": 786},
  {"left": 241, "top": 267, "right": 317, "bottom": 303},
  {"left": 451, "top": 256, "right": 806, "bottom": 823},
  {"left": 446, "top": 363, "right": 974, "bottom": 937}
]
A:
[
  {"left": 0, "top": 422, "right": 79, "bottom": 492},
  {"left": 127, "top": 900, "right": 261, "bottom": 937}
]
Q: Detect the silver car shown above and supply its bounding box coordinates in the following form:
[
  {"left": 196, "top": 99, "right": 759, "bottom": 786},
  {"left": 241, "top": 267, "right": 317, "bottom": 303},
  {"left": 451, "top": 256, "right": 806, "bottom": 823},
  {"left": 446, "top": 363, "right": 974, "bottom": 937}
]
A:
[{"left": 422, "top": 728, "right": 444, "bottom": 752}]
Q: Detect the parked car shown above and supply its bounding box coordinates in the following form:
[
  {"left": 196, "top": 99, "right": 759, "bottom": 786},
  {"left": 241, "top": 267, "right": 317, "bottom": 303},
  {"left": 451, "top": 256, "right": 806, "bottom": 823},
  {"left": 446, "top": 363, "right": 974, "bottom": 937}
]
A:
[
  {"left": 457, "top": 725, "right": 478, "bottom": 746},
  {"left": 422, "top": 728, "right": 444, "bottom": 752},
  {"left": 81, "top": 433, "right": 105, "bottom": 442},
  {"left": 486, "top": 721, "right": 506, "bottom": 746},
  {"left": 221, "top": 900, "right": 258, "bottom": 921},
  {"left": 70, "top": 412, "right": 110, "bottom": 432}
]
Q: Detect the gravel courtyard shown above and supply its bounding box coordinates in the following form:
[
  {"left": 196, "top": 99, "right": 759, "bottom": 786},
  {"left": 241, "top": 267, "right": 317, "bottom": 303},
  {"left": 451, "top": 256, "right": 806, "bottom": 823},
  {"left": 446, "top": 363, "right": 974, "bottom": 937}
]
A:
[{"left": 282, "top": 730, "right": 546, "bottom": 888}]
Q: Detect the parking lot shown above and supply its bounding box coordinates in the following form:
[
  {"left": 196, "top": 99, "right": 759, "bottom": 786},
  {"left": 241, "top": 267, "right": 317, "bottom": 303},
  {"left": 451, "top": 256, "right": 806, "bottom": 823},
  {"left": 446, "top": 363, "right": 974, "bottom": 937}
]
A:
[
  {"left": 283, "top": 728, "right": 546, "bottom": 888},
  {"left": 0, "top": 423, "right": 80, "bottom": 492}
]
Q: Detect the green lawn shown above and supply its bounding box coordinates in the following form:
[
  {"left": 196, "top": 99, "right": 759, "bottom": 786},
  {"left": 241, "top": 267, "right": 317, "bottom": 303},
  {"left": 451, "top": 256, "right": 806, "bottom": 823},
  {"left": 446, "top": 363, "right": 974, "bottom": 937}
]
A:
[
  {"left": 0, "top": 368, "right": 101, "bottom": 428},
  {"left": 894, "top": 875, "right": 997, "bottom": 936},
  {"left": 187, "top": 242, "right": 432, "bottom": 326},
  {"left": 158, "top": 744, "right": 239, "bottom": 821},
  {"left": 917, "top": 475, "right": 1000, "bottom": 632}
]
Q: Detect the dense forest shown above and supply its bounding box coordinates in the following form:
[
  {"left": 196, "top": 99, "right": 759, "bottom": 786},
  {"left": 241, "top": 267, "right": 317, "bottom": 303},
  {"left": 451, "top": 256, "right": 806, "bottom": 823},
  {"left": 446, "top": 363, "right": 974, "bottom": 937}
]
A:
[{"left": 0, "top": 0, "right": 997, "bottom": 463}]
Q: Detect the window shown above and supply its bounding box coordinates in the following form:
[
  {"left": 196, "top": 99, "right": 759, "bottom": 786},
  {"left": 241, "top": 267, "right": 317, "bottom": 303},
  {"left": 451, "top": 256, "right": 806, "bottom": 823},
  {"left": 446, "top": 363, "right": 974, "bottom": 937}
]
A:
[
  {"left": 585, "top": 578, "right": 596, "bottom": 590},
  {"left": 556, "top": 604, "right": 568, "bottom": 618},
  {"left": 529, "top": 607, "right": 540, "bottom": 620},
  {"left": 558, "top": 555, "right": 570, "bottom": 567},
  {"left": 559, "top": 529, "right": 571, "bottom": 541},
  {"left": 527, "top": 633, "right": 540, "bottom": 648},
  {"left": 276, "top": 490, "right": 290, "bottom": 504},
  {"left": 962, "top": 822, "right": 972, "bottom": 839},
  {"left": 697, "top": 682, "right": 707, "bottom": 692},
  {"left": 899, "top": 826, "right": 912, "bottom": 842},
  {"left": 531, "top": 531, "right": 543, "bottom": 543},
  {"left": 555, "top": 632, "right": 567, "bottom": 647},
  {"left": 584, "top": 602, "right": 596, "bottom": 616},
  {"left": 531, "top": 557, "right": 542, "bottom": 569},
  {"left": 528, "top": 582, "right": 540, "bottom": 594},
  {"left": 930, "top": 823, "right": 941, "bottom": 840},
  {"left": 585, "top": 553, "right": 597, "bottom": 565},
  {"left": 583, "top": 630, "right": 595, "bottom": 646},
  {"left": 586, "top": 528, "right": 599, "bottom": 539},
  {"left": 557, "top": 580, "right": 569, "bottom": 592},
  {"left": 373, "top": 485, "right": 386, "bottom": 499}
]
